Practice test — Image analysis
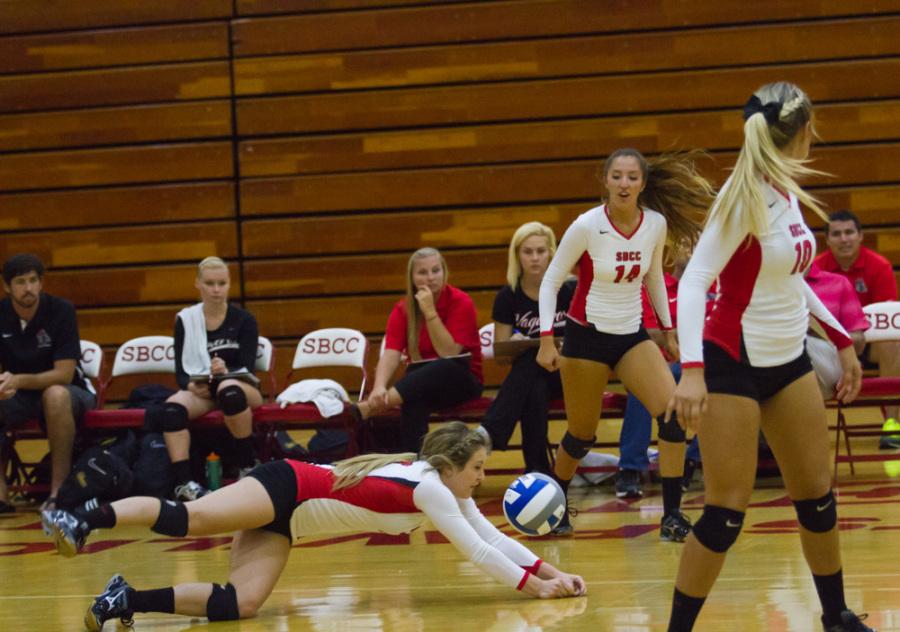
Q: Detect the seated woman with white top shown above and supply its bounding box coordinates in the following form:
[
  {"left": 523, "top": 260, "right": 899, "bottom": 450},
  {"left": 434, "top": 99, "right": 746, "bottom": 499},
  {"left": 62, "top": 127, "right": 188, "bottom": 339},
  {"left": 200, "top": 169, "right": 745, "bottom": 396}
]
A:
[{"left": 147, "top": 257, "right": 262, "bottom": 501}]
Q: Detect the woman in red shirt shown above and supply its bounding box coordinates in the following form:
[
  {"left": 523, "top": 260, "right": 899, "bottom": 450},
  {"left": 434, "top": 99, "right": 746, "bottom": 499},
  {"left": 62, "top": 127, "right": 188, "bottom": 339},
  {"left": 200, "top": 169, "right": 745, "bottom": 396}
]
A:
[{"left": 355, "top": 247, "right": 483, "bottom": 452}]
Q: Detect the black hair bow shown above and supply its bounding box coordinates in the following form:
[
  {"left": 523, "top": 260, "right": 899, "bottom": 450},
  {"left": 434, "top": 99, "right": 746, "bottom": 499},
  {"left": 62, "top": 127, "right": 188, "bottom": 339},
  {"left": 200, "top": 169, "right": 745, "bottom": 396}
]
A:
[{"left": 742, "top": 95, "right": 782, "bottom": 124}]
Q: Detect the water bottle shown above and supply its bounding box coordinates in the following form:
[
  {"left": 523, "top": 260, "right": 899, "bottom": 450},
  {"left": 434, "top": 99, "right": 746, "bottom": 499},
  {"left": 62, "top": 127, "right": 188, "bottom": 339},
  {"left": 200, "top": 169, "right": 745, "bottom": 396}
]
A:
[{"left": 205, "top": 452, "right": 222, "bottom": 491}]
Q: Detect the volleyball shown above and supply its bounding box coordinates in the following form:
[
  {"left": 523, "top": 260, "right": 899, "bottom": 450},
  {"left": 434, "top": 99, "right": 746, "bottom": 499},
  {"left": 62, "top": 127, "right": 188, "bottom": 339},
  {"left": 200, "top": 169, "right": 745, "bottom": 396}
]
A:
[{"left": 503, "top": 473, "right": 566, "bottom": 536}]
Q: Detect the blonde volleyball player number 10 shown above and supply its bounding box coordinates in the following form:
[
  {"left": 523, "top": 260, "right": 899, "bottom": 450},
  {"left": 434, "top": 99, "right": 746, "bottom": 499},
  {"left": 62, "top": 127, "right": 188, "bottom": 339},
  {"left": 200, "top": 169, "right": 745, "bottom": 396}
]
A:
[{"left": 665, "top": 82, "right": 869, "bottom": 632}]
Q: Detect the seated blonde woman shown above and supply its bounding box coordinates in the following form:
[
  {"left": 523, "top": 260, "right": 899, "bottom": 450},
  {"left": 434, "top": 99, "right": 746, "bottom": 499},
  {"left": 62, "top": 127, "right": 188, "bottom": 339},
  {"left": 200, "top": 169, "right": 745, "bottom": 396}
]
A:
[
  {"left": 477, "top": 222, "right": 574, "bottom": 476},
  {"left": 354, "top": 248, "right": 483, "bottom": 453},
  {"left": 146, "top": 257, "right": 262, "bottom": 501}
]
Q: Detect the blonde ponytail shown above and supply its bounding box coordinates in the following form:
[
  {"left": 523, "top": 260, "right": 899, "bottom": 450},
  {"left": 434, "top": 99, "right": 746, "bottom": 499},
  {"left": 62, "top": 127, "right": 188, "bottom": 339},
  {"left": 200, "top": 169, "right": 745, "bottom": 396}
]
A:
[
  {"left": 709, "top": 82, "right": 828, "bottom": 236},
  {"left": 330, "top": 421, "right": 490, "bottom": 491},
  {"left": 332, "top": 453, "right": 417, "bottom": 491}
]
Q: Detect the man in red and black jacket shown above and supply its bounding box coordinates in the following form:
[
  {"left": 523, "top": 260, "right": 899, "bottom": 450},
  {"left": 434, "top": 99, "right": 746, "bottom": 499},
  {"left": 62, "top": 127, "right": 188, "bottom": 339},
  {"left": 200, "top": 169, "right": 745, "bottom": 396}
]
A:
[{"left": 815, "top": 209, "right": 900, "bottom": 448}]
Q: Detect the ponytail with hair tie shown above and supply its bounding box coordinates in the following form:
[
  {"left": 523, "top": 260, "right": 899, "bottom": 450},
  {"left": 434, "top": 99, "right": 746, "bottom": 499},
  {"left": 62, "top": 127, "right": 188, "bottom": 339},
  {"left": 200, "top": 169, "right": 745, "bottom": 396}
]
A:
[{"left": 742, "top": 95, "right": 782, "bottom": 125}]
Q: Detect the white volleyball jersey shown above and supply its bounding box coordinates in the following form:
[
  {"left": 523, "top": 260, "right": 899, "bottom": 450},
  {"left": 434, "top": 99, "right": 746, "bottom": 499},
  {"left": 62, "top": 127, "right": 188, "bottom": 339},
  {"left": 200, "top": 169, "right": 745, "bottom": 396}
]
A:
[
  {"left": 678, "top": 180, "right": 851, "bottom": 368},
  {"left": 539, "top": 204, "right": 671, "bottom": 335},
  {"left": 285, "top": 460, "right": 541, "bottom": 590}
]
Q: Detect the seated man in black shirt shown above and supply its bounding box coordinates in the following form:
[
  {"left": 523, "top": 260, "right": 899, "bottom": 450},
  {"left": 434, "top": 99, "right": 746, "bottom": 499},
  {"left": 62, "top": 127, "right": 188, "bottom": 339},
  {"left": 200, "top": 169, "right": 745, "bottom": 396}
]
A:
[{"left": 0, "top": 254, "right": 96, "bottom": 511}]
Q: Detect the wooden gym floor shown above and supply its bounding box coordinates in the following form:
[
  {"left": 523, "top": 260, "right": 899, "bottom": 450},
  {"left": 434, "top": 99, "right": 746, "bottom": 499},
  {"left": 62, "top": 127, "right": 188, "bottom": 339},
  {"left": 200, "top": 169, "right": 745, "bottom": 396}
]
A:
[{"left": 2, "top": 414, "right": 899, "bottom": 631}]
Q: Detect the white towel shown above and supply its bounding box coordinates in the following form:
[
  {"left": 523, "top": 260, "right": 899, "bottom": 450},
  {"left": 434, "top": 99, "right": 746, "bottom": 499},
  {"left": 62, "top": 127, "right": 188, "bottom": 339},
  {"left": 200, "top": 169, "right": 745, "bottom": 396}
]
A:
[
  {"left": 277, "top": 379, "right": 350, "bottom": 417},
  {"left": 177, "top": 303, "right": 211, "bottom": 376},
  {"left": 806, "top": 335, "right": 842, "bottom": 399}
]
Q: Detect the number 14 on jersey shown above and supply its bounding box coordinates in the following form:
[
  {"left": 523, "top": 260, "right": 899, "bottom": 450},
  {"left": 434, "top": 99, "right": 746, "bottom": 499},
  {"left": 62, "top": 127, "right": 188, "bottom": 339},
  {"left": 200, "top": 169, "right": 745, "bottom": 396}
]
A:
[{"left": 613, "top": 265, "right": 641, "bottom": 283}]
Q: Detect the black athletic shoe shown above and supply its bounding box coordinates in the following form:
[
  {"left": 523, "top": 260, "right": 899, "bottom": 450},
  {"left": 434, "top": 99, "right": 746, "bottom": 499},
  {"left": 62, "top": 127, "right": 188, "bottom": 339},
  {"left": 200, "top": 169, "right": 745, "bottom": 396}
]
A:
[
  {"left": 42, "top": 508, "right": 88, "bottom": 557},
  {"left": 548, "top": 502, "right": 577, "bottom": 537},
  {"left": 615, "top": 469, "right": 643, "bottom": 499},
  {"left": 85, "top": 574, "right": 135, "bottom": 631},
  {"left": 822, "top": 610, "right": 875, "bottom": 631},
  {"left": 879, "top": 435, "right": 900, "bottom": 450},
  {"left": 660, "top": 510, "right": 693, "bottom": 543},
  {"left": 549, "top": 515, "right": 574, "bottom": 537},
  {"left": 174, "top": 480, "right": 209, "bottom": 502}
]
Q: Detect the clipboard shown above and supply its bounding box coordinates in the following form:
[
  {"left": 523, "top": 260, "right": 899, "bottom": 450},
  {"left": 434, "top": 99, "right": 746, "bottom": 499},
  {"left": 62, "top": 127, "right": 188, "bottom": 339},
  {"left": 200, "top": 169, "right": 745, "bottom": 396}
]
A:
[
  {"left": 406, "top": 353, "right": 472, "bottom": 371},
  {"left": 189, "top": 371, "right": 260, "bottom": 387}
]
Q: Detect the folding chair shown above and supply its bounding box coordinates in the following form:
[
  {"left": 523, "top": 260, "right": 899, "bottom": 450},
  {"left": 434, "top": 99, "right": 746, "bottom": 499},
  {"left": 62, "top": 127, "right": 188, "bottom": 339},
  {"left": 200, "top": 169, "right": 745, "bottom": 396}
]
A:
[
  {"left": 832, "top": 300, "right": 900, "bottom": 477},
  {"left": 479, "top": 322, "right": 495, "bottom": 361},
  {"left": 253, "top": 328, "right": 369, "bottom": 458},
  {"left": 255, "top": 336, "right": 278, "bottom": 401},
  {"left": 82, "top": 335, "right": 176, "bottom": 431},
  {"left": 79, "top": 340, "right": 105, "bottom": 400}
]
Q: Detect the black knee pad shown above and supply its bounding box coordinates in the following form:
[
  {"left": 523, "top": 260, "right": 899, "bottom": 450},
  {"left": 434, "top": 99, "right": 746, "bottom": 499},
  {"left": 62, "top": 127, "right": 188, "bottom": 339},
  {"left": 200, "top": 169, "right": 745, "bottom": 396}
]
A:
[
  {"left": 793, "top": 490, "right": 837, "bottom": 533},
  {"left": 560, "top": 431, "right": 595, "bottom": 460},
  {"left": 162, "top": 402, "right": 189, "bottom": 432},
  {"left": 207, "top": 583, "right": 240, "bottom": 621},
  {"left": 692, "top": 505, "right": 745, "bottom": 553},
  {"left": 151, "top": 499, "right": 189, "bottom": 537},
  {"left": 143, "top": 404, "right": 166, "bottom": 433},
  {"left": 217, "top": 385, "right": 248, "bottom": 416},
  {"left": 656, "top": 412, "right": 686, "bottom": 443}
]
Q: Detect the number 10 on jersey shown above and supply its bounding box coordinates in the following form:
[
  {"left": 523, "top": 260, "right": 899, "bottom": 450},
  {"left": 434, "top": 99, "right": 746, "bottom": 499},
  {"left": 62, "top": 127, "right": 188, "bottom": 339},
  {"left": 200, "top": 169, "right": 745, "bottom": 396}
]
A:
[{"left": 790, "top": 240, "right": 813, "bottom": 274}]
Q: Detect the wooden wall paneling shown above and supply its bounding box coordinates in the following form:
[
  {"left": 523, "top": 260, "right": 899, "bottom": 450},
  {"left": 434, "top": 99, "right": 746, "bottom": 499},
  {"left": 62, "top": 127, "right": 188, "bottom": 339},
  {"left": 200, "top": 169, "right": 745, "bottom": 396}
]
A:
[
  {"left": 236, "top": 57, "right": 900, "bottom": 135},
  {"left": 243, "top": 248, "right": 508, "bottom": 298},
  {"left": 236, "top": 0, "right": 466, "bottom": 17},
  {"left": 0, "top": 22, "right": 230, "bottom": 73},
  {"left": 239, "top": 100, "right": 900, "bottom": 177},
  {"left": 78, "top": 304, "right": 187, "bottom": 345},
  {"left": 814, "top": 99, "right": 900, "bottom": 144},
  {"left": 810, "top": 143, "right": 900, "bottom": 188},
  {"left": 0, "top": 1, "right": 233, "bottom": 35},
  {"left": 0, "top": 61, "right": 231, "bottom": 114},
  {"left": 0, "top": 101, "right": 233, "bottom": 152},
  {"left": 0, "top": 222, "right": 238, "bottom": 268},
  {"left": 0, "top": 142, "right": 233, "bottom": 192},
  {"left": 0, "top": 182, "right": 235, "bottom": 231},
  {"left": 867, "top": 230, "right": 900, "bottom": 267},
  {"left": 233, "top": 16, "right": 900, "bottom": 96},
  {"left": 240, "top": 162, "right": 602, "bottom": 216},
  {"left": 231, "top": 0, "right": 900, "bottom": 56},
  {"left": 811, "top": 185, "right": 900, "bottom": 229},
  {"left": 249, "top": 289, "right": 496, "bottom": 338},
  {"left": 240, "top": 144, "right": 900, "bottom": 217},
  {"left": 41, "top": 263, "right": 238, "bottom": 308},
  {"left": 238, "top": 113, "right": 707, "bottom": 176},
  {"left": 241, "top": 204, "right": 585, "bottom": 257},
  {"left": 0, "top": 142, "right": 233, "bottom": 191}
]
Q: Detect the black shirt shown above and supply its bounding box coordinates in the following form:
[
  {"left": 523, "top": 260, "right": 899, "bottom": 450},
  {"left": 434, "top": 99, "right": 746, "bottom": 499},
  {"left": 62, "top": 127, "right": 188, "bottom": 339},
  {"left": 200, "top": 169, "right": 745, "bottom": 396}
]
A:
[
  {"left": 492, "top": 278, "right": 576, "bottom": 338},
  {"left": 174, "top": 304, "right": 259, "bottom": 389},
  {"left": 0, "top": 293, "right": 87, "bottom": 390}
]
